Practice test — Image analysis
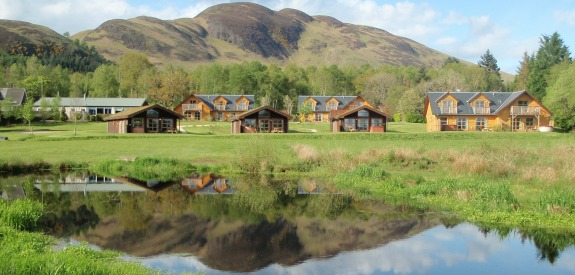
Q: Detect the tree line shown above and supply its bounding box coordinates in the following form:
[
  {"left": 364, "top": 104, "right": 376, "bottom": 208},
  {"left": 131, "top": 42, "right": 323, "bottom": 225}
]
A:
[{"left": 1, "top": 32, "right": 574, "bottom": 130}]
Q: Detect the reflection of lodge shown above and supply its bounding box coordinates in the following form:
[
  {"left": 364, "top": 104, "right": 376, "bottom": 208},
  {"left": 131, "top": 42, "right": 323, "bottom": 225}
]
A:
[
  {"left": 181, "top": 174, "right": 233, "bottom": 194},
  {"left": 33, "top": 174, "right": 176, "bottom": 193},
  {"left": 297, "top": 178, "right": 338, "bottom": 194}
]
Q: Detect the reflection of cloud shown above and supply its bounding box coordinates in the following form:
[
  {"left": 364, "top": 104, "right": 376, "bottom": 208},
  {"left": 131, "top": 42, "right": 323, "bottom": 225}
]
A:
[{"left": 135, "top": 223, "right": 575, "bottom": 274}]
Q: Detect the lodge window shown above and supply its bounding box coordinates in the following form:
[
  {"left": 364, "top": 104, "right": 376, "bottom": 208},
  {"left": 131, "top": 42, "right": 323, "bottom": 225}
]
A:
[
  {"left": 344, "top": 118, "right": 355, "bottom": 131},
  {"left": 357, "top": 119, "right": 369, "bottom": 131},
  {"left": 194, "top": 112, "right": 201, "bottom": 120},
  {"left": 513, "top": 119, "right": 522, "bottom": 130},
  {"left": 132, "top": 118, "right": 144, "bottom": 128},
  {"left": 147, "top": 109, "right": 159, "bottom": 118},
  {"left": 440, "top": 117, "right": 448, "bottom": 125},
  {"left": 216, "top": 112, "right": 224, "bottom": 121},
  {"left": 147, "top": 119, "right": 159, "bottom": 132},
  {"left": 456, "top": 118, "right": 467, "bottom": 130},
  {"left": 237, "top": 102, "right": 247, "bottom": 110},
  {"left": 358, "top": 110, "right": 369, "bottom": 117},
  {"left": 216, "top": 101, "right": 225, "bottom": 110},
  {"left": 525, "top": 117, "right": 534, "bottom": 128},
  {"left": 258, "top": 110, "right": 270, "bottom": 117},
  {"left": 244, "top": 119, "right": 256, "bottom": 128},
  {"left": 259, "top": 119, "right": 270, "bottom": 132},
  {"left": 518, "top": 100, "right": 529, "bottom": 107},
  {"left": 328, "top": 101, "right": 337, "bottom": 111},
  {"left": 441, "top": 100, "right": 455, "bottom": 114},
  {"left": 315, "top": 113, "right": 322, "bottom": 122},
  {"left": 161, "top": 119, "right": 173, "bottom": 131},
  {"left": 272, "top": 119, "right": 283, "bottom": 130},
  {"left": 371, "top": 118, "right": 383, "bottom": 127},
  {"left": 230, "top": 112, "right": 236, "bottom": 120},
  {"left": 475, "top": 117, "right": 486, "bottom": 131}
]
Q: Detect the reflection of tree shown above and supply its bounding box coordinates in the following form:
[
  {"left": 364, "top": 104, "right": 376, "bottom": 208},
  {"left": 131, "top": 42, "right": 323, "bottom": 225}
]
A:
[
  {"left": 40, "top": 204, "right": 100, "bottom": 237},
  {"left": 482, "top": 225, "right": 575, "bottom": 264},
  {"left": 117, "top": 193, "right": 153, "bottom": 231}
]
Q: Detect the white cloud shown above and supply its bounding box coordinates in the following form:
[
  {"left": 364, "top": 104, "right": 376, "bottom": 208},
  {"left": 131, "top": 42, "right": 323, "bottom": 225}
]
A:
[
  {"left": 442, "top": 10, "right": 468, "bottom": 25},
  {"left": 555, "top": 9, "right": 575, "bottom": 26}
]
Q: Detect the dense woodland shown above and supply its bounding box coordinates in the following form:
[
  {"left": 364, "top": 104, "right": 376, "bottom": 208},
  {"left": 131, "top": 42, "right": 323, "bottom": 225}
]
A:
[{"left": 0, "top": 32, "right": 574, "bottom": 130}]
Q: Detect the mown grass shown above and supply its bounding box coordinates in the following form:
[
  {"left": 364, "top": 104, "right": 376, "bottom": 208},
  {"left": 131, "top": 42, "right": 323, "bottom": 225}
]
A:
[{"left": 0, "top": 199, "right": 162, "bottom": 274}]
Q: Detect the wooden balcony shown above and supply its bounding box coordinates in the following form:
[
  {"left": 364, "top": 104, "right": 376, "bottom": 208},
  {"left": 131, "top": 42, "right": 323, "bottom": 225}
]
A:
[
  {"left": 440, "top": 107, "right": 457, "bottom": 114},
  {"left": 511, "top": 106, "right": 540, "bottom": 115},
  {"left": 215, "top": 105, "right": 226, "bottom": 111},
  {"left": 472, "top": 107, "right": 491, "bottom": 114},
  {"left": 182, "top": 104, "right": 201, "bottom": 111}
]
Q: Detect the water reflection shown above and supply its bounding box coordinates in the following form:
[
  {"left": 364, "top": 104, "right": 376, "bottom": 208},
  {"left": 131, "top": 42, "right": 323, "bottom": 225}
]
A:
[
  {"left": 181, "top": 173, "right": 233, "bottom": 194},
  {"left": 2, "top": 172, "right": 575, "bottom": 274}
]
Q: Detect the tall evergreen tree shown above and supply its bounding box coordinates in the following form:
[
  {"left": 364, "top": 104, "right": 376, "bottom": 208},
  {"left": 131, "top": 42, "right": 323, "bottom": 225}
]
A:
[
  {"left": 478, "top": 49, "right": 503, "bottom": 91},
  {"left": 513, "top": 52, "right": 531, "bottom": 91},
  {"left": 527, "top": 32, "right": 571, "bottom": 100}
]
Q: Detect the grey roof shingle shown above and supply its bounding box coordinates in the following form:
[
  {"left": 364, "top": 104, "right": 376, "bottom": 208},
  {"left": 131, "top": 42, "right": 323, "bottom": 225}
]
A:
[
  {"left": 297, "top": 96, "right": 359, "bottom": 111},
  {"left": 426, "top": 91, "right": 526, "bottom": 115},
  {"left": 33, "top": 97, "right": 147, "bottom": 107},
  {"left": 194, "top": 95, "right": 255, "bottom": 111},
  {"left": 0, "top": 88, "right": 27, "bottom": 105}
]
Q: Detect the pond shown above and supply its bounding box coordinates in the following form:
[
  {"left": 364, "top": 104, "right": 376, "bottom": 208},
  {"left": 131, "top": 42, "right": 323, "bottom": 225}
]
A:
[{"left": 2, "top": 172, "right": 575, "bottom": 274}]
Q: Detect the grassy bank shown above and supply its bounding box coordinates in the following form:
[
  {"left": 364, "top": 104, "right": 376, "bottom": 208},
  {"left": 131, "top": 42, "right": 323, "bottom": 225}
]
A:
[{"left": 0, "top": 199, "right": 162, "bottom": 274}]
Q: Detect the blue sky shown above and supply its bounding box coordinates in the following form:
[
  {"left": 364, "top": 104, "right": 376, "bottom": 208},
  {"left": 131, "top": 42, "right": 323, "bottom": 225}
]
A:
[{"left": 1, "top": 0, "right": 574, "bottom": 74}]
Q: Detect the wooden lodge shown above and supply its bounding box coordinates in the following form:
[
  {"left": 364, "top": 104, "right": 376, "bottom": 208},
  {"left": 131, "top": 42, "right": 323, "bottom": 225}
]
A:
[
  {"left": 424, "top": 91, "right": 553, "bottom": 132},
  {"left": 298, "top": 95, "right": 373, "bottom": 122},
  {"left": 174, "top": 94, "right": 255, "bottom": 121},
  {"left": 330, "top": 105, "right": 388, "bottom": 132},
  {"left": 103, "top": 104, "right": 184, "bottom": 134},
  {"left": 231, "top": 106, "right": 291, "bottom": 134}
]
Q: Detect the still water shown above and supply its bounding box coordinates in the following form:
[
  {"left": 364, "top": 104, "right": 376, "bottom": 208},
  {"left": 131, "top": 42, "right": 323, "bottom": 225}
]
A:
[{"left": 2, "top": 172, "right": 575, "bottom": 274}]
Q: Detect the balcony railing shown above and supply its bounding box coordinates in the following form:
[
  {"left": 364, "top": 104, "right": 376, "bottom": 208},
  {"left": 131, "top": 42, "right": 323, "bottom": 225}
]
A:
[
  {"left": 511, "top": 106, "right": 540, "bottom": 115},
  {"left": 182, "top": 104, "right": 201, "bottom": 111},
  {"left": 236, "top": 105, "right": 248, "bottom": 111},
  {"left": 215, "top": 105, "right": 226, "bottom": 111},
  {"left": 472, "top": 107, "right": 491, "bottom": 114},
  {"left": 440, "top": 107, "right": 457, "bottom": 114}
]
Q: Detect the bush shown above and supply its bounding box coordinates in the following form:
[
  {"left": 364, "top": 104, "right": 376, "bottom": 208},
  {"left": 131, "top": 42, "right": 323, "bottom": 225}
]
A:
[
  {"left": 0, "top": 199, "right": 44, "bottom": 231},
  {"left": 404, "top": 113, "right": 426, "bottom": 123},
  {"left": 393, "top": 113, "right": 402, "bottom": 122}
]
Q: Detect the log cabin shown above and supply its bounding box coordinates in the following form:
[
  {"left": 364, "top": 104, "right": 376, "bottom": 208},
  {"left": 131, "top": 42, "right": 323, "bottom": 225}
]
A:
[
  {"left": 231, "top": 106, "right": 291, "bottom": 133},
  {"left": 424, "top": 91, "right": 553, "bottom": 132},
  {"left": 330, "top": 105, "right": 388, "bottom": 132},
  {"left": 174, "top": 94, "right": 255, "bottom": 121},
  {"left": 104, "top": 104, "right": 184, "bottom": 134}
]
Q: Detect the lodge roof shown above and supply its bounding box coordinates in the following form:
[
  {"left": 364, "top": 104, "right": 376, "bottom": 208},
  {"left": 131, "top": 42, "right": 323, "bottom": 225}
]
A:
[
  {"left": 232, "top": 106, "right": 292, "bottom": 120},
  {"left": 33, "top": 97, "right": 148, "bottom": 107},
  {"left": 177, "top": 94, "right": 256, "bottom": 111},
  {"left": 103, "top": 104, "right": 184, "bottom": 121},
  {"left": 330, "top": 105, "right": 390, "bottom": 120},
  {"left": 0, "top": 88, "right": 27, "bottom": 105},
  {"left": 297, "top": 96, "right": 361, "bottom": 111},
  {"left": 425, "top": 91, "right": 550, "bottom": 115}
]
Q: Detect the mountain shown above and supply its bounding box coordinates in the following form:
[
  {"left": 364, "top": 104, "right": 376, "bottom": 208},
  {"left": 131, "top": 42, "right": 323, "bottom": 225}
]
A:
[
  {"left": 0, "top": 19, "right": 107, "bottom": 72},
  {"left": 71, "top": 2, "right": 449, "bottom": 69}
]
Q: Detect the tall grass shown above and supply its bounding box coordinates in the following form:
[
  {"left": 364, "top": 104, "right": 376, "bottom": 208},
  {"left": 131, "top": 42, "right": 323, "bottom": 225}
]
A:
[
  {"left": 90, "top": 157, "right": 195, "bottom": 181},
  {"left": 0, "top": 199, "right": 44, "bottom": 231}
]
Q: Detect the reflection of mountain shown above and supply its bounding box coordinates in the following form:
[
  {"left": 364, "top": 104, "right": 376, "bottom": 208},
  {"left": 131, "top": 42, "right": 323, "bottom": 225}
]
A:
[{"left": 73, "top": 211, "right": 440, "bottom": 272}]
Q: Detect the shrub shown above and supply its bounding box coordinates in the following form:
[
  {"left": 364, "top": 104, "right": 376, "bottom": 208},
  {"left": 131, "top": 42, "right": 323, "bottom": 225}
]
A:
[
  {"left": 404, "top": 113, "right": 426, "bottom": 123},
  {"left": 393, "top": 113, "right": 402, "bottom": 122}
]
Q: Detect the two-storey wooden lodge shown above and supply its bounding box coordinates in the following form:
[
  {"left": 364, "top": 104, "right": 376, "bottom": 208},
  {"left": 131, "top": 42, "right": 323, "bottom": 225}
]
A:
[{"left": 424, "top": 91, "right": 553, "bottom": 132}]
